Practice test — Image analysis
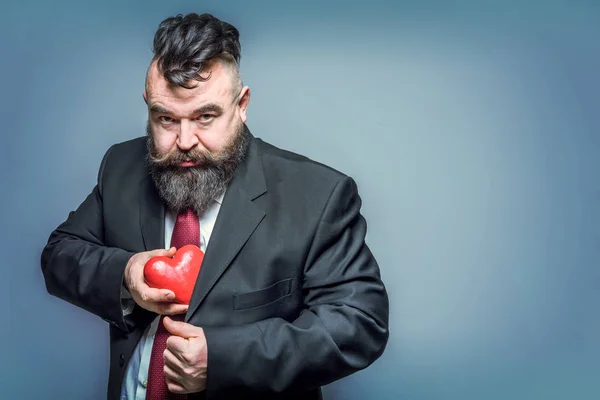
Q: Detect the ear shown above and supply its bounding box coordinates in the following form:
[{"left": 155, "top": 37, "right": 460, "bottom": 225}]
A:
[
  {"left": 237, "top": 86, "right": 251, "bottom": 123},
  {"left": 142, "top": 91, "right": 148, "bottom": 105}
]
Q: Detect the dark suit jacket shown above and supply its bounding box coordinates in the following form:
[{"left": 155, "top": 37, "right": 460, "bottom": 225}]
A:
[{"left": 41, "top": 129, "right": 389, "bottom": 399}]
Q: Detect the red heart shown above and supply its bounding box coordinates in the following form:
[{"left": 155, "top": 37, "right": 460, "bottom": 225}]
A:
[{"left": 143, "top": 244, "right": 204, "bottom": 305}]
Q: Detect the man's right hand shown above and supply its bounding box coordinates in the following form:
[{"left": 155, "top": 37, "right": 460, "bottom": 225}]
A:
[{"left": 124, "top": 247, "right": 188, "bottom": 315}]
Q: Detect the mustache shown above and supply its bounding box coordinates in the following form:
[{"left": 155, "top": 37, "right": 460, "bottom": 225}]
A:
[{"left": 148, "top": 147, "right": 217, "bottom": 168}]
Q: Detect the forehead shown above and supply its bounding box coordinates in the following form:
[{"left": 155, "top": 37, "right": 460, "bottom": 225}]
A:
[{"left": 146, "top": 60, "right": 234, "bottom": 111}]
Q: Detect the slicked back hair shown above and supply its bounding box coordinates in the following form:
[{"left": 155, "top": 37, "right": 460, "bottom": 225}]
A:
[{"left": 151, "top": 13, "right": 242, "bottom": 90}]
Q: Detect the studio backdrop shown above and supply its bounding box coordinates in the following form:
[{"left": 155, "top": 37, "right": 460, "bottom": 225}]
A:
[{"left": 1, "top": 0, "right": 599, "bottom": 399}]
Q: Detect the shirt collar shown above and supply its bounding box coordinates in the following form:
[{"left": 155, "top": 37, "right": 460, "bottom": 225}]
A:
[{"left": 214, "top": 188, "right": 226, "bottom": 205}]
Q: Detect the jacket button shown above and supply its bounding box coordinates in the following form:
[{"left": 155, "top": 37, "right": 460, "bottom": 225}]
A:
[{"left": 119, "top": 354, "right": 125, "bottom": 367}]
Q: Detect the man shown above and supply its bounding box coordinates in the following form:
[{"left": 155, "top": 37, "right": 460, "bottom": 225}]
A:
[{"left": 41, "top": 12, "right": 389, "bottom": 400}]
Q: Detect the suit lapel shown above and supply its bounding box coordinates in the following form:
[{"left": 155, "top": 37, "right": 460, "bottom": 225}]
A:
[
  {"left": 185, "top": 134, "right": 267, "bottom": 321},
  {"left": 139, "top": 175, "right": 165, "bottom": 251}
]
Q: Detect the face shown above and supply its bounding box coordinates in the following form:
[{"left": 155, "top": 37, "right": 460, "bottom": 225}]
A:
[
  {"left": 145, "top": 59, "right": 249, "bottom": 160},
  {"left": 144, "top": 59, "right": 251, "bottom": 215}
]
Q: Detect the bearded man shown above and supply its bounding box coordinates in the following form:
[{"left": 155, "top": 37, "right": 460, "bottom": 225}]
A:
[{"left": 41, "top": 12, "right": 389, "bottom": 400}]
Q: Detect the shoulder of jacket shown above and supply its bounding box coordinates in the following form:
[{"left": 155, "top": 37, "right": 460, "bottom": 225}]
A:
[{"left": 255, "top": 137, "right": 348, "bottom": 182}]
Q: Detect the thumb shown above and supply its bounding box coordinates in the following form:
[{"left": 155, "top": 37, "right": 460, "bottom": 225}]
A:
[
  {"left": 148, "top": 247, "right": 176, "bottom": 258},
  {"left": 163, "top": 316, "right": 202, "bottom": 339}
]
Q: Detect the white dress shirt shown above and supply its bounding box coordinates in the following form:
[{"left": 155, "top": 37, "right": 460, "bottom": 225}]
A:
[{"left": 120, "top": 194, "right": 223, "bottom": 400}]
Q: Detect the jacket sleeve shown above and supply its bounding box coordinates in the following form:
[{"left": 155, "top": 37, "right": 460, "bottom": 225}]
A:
[
  {"left": 202, "top": 176, "right": 389, "bottom": 397},
  {"left": 40, "top": 146, "right": 136, "bottom": 332}
]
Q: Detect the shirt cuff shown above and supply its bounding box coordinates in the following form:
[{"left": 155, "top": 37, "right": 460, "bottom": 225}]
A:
[{"left": 121, "top": 283, "right": 135, "bottom": 316}]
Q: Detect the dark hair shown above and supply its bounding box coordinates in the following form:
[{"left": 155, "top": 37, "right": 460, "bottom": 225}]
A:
[{"left": 152, "top": 13, "right": 241, "bottom": 89}]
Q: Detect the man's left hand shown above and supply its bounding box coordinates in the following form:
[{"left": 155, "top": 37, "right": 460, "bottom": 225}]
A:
[{"left": 163, "top": 316, "right": 208, "bottom": 394}]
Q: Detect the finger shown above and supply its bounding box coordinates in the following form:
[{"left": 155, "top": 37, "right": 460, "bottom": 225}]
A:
[
  {"left": 163, "top": 347, "right": 186, "bottom": 371},
  {"left": 156, "top": 303, "right": 188, "bottom": 315},
  {"left": 148, "top": 247, "right": 176, "bottom": 258},
  {"left": 140, "top": 287, "right": 176, "bottom": 303},
  {"left": 166, "top": 377, "right": 187, "bottom": 394},
  {"left": 156, "top": 289, "right": 177, "bottom": 302},
  {"left": 166, "top": 335, "right": 189, "bottom": 359},
  {"left": 163, "top": 316, "right": 203, "bottom": 339},
  {"left": 163, "top": 362, "right": 183, "bottom": 383}
]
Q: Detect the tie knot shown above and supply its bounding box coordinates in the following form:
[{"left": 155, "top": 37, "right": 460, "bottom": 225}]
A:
[
  {"left": 179, "top": 208, "right": 197, "bottom": 222},
  {"left": 171, "top": 208, "right": 200, "bottom": 249}
]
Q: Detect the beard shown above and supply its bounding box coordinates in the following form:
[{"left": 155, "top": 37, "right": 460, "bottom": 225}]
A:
[{"left": 146, "top": 121, "right": 249, "bottom": 216}]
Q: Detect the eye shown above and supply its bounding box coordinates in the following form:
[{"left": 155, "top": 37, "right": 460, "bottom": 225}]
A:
[
  {"left": 197, "top": 114, "right": 215, "bottom": 123},
  {"left": 158, "top": 116, "right": 175, "bottom": 124}
]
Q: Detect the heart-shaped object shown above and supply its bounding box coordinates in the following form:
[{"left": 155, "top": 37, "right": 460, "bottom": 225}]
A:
[{"left": 143, "top": 244, "right": 204, "bottom": 305}]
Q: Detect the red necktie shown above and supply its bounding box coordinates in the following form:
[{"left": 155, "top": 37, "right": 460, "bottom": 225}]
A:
[{"left": 146, "top": 209, "right": 201, "bottom": 399}]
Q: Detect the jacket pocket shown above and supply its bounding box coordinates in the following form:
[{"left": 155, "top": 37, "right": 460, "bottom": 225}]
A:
[{"left": 234, "top": 278, "right": 293, "bottom": 310}]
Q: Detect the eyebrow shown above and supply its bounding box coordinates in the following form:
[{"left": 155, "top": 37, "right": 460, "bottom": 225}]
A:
[
  {"left": 149, "top": 103, "right": 224, "bottom": 116},
  {"left": 149, "top": 104, "right": 172, "bottom": 114},
  {"left": 192, "top": 104, "right": 223, "bottom": 115}
]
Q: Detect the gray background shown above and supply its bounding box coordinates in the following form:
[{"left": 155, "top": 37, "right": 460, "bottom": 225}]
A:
[{"left": 1, "top": 0, "right": 599, "bottom": 399}]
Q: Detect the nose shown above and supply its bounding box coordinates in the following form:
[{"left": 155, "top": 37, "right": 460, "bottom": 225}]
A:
[{"left": 177, "top": 119, "right": 199, "bottom": 151}]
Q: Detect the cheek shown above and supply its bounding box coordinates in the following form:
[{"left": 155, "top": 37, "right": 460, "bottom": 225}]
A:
[
  {"left": 199, "top": 120, "right": 236, "bottom": 152},
  {"left": 153, "top": 128, "right": 178, "bottom": 154},
  {"left": 199, "top": 134, "right": 229, "bottom": 152}
]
